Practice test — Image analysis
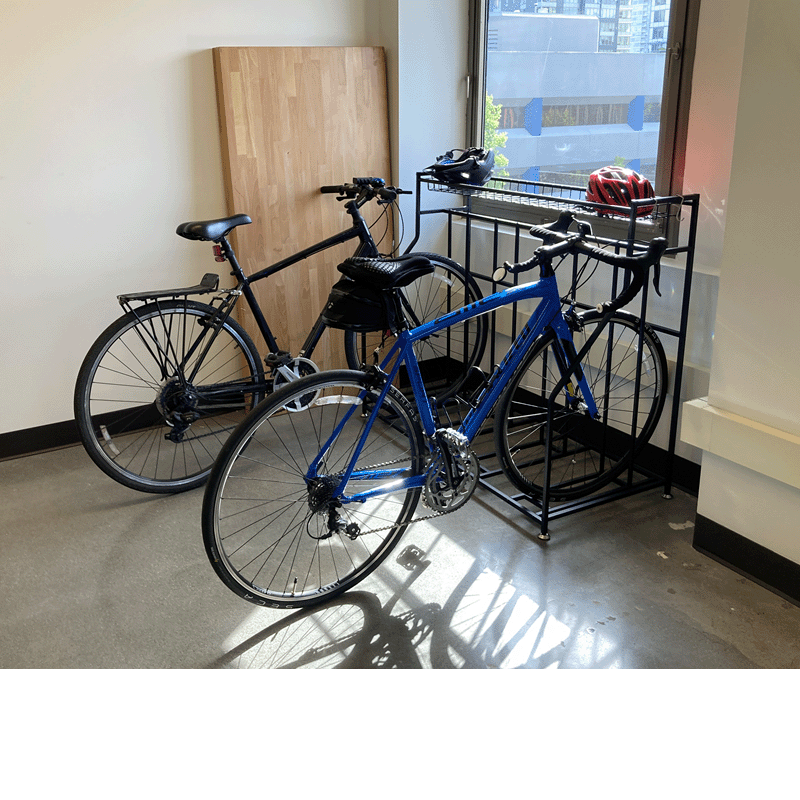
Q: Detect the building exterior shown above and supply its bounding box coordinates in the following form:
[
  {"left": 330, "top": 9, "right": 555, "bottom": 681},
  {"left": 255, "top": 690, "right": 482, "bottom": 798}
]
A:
[{"left": 486, "top": 1, "right": 670, "bottom": 183}]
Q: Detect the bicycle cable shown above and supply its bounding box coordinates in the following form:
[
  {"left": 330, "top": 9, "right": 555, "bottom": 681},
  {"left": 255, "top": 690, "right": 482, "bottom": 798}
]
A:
[
  {"left": 369, "top": 198, "right": 405, "bottom": 256},
  {"left": 568, "top": 253, "right": 600, "bottom": 297},
  {"left": 393, "top": 202, "right": 405, "bottom": 255},
  {"left": 369, "top": 202, "right": 391, "bottom": 252}
]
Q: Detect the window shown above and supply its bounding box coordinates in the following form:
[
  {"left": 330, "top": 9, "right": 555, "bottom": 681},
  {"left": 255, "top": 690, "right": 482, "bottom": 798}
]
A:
[{"left": 467, "top": 0, "right": 699, "bottom": 231}]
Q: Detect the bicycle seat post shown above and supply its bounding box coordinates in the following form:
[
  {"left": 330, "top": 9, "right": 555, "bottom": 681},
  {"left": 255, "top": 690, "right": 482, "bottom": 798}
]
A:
[{"left": 214, "top": 235, "right": 248, "bottom": 284}]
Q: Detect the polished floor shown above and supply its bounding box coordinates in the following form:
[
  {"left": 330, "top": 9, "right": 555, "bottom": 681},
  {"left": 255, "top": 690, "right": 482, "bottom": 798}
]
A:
[{"left": 2, "top": 443, "right": 799, "bottom": 669}]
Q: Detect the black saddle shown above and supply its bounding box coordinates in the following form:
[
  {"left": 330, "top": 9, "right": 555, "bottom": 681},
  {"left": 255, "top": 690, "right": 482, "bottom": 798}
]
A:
[
  {"left": 176, "top": 214, "right": 252, "bottom": 242},
  {"left": 337, "top": 254, "right": 434, "bottom": 290}
]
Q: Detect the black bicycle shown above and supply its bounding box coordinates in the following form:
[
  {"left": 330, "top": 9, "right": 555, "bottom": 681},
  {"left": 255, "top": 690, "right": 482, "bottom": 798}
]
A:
[{"left": 74, "top": 178, "right": 486, "bottom": 494}]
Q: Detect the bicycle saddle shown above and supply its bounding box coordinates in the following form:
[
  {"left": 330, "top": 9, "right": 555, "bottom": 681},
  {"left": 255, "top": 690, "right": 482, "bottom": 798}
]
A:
[
  {"left": 337, "top": 254, "right": 434, "bottom": 290},
  {"left": 175, "top": 214, "right": 252, "bottom": 242}
]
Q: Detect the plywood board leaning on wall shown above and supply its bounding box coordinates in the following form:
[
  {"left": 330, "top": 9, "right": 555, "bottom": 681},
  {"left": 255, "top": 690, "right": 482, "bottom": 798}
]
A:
[{"left": 212, "top": 46, "right": 392, "bottom": 371}]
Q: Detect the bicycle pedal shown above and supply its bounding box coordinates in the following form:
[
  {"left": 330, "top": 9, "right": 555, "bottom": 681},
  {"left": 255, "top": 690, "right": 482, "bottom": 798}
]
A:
[{"left": 264, "top": 350, "right": 292, "bottom": 369}]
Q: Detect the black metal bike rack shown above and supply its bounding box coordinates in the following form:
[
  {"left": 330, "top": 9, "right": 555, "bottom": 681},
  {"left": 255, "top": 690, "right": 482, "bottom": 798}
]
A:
[{"left": 405, "top": 171, "right": 699, "bottom": 538}]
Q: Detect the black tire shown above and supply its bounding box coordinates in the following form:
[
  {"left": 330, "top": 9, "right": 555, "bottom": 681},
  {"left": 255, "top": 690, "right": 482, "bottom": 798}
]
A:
[
  {"left": 343, "top": 253, "right": 487, "bottom": 403},
  {"left": 202, "top": 370, "right": 425, "bottom": 609},
  {"left": 74, "top": 299, "right": 264, "bottom": 493},
  {"left": 495, "top": 310, "right": 668, "bottom": 501}
]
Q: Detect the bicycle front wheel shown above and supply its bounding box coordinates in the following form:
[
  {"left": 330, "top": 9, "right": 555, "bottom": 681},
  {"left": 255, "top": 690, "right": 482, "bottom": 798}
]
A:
[
  {"left": 343, "top": 254, "right": 487, "bottom": 403},
  {"left": 74, "top": 299, "right": 264, "bottom": 493},
  {"left": 202, "top": 370, "right": 425, "bottom": 608},
  {"left": 495, "top": 310, "right": 668, "bottom": 501}
]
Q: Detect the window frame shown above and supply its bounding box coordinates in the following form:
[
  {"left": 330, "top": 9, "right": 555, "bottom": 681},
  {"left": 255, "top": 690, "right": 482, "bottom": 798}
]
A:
[{"left": 465, "top": 0, "right": 701, "bottom": 239}]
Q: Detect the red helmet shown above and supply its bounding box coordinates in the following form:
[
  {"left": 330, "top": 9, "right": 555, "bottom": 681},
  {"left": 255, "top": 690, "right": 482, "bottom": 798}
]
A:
[{"left": 586, "top": 166, "right": 655, "bottom": 217}]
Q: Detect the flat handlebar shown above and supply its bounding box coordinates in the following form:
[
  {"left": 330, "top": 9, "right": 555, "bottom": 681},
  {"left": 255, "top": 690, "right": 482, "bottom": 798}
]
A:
[{"left": 320, "top": 178, "right": 411, "bottom": 205}]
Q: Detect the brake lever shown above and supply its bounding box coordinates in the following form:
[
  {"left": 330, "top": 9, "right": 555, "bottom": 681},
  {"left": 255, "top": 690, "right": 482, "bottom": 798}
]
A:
[
  {"left": 652, "top": 259, "right": 662, "bottom": 296},
  {"left": 377, "top": 188, "right": 398, "bottom": 205}
]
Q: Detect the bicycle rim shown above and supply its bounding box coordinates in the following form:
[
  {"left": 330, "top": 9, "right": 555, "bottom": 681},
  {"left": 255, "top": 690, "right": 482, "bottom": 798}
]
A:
[
  {"left": 74, "top": 300, "right": 263, "bottom": 493},
  {"left": 202, "top": 370, "right": 424, "bottom": 608},
  {"left": 496, "top": 311, "right": 667, "bottom": 500},
  {"left": 344, "top": 254, "right": 487, "bottom": 403}
]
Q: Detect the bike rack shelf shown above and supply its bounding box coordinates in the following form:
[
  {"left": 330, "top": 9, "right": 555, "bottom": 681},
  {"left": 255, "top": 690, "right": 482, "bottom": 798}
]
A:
[{"left": 406, "top": 172, "right": 700, "bottom": 538}]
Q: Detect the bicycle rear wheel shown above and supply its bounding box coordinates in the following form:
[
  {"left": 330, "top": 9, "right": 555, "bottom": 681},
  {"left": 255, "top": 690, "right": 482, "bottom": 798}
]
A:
[
  {"left": 74, "top": 299, "right": 264, "bottom": 493},
  {"left": 343, "top": 254, "right": 487, "bottom": 403},
  {"left": 202, "top": 370, "right": 425, "bottom": 609},
  {"left": 495, "top": 310, "right": 668, "bottom": 501}
]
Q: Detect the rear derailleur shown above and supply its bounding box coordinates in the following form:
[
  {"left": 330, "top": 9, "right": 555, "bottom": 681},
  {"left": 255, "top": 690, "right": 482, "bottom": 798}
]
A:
[
  {"left": 156, "top": 378, "right": 200, "bottom": 443},
  {"left": 306, "top": 476, "right": 361, "bottom": 540}
]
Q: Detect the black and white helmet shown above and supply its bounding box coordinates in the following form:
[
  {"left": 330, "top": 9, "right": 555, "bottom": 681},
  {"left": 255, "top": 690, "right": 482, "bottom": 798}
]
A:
[{"left": 424, "top": 148, "right": 495, "bottom": 186}]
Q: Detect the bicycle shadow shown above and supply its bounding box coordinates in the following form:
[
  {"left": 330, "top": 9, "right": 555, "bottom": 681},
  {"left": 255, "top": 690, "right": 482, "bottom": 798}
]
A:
[
  {"left": 208, "top": 540, "right": 632, "bottom": 669},
  {"left": 208, "top": 590, "right": 441, "bottom": 669},
  {"left": 208, "top": 543, "right": 438, "bottom": 668}
]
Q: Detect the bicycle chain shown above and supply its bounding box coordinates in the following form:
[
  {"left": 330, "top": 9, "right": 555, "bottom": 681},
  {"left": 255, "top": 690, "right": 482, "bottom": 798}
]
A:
[
  {"left": 333, "top": 454, "right": 453, "bottom": 537},
  {"left": 353, "top": 507, "right": 448, "bottom": 537}
]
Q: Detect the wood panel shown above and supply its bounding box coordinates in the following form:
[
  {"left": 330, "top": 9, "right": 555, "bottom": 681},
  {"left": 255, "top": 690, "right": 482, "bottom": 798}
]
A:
[{"left": 212, "top": 47, "right": 391, "bottom": 370}]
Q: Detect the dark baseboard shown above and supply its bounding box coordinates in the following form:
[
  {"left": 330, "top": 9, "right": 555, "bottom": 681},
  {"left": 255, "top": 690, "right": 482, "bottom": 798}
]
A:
[
  {"left": 1, "top": 419, "right": 80, "bottom": 461},
  {"left": 694, "top": 514, "right": 800, "bottom": 607},
  {"left": 638, "top": 439, "right": 700, "bottom": 495},
  {"left": 2, "top": 414, "right": 703, "bottom": 497}
]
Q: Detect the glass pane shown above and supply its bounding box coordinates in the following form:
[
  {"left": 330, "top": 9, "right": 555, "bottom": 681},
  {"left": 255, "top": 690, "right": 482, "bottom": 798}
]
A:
[{"left": 485, "top": 0, "right": 669, "bottom": 188}]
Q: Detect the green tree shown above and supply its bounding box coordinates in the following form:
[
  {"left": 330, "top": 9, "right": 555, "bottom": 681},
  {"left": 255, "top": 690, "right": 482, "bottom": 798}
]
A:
[{"left": 484, "top": 94, "right": 509, "bottom": 176}]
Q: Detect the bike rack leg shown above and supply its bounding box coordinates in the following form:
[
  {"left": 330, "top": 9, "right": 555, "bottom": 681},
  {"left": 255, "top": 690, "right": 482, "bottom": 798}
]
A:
[{"left": 539, "top": 407, "right": 552, "bottom": 541}]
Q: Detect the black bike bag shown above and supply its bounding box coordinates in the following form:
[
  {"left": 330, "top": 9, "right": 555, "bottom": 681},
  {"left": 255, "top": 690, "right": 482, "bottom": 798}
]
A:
[
  {"left": 321, "top": 254, "right": 434, "bottom": 332},
  {"left": 321, "top": 277, "right": 396, "bottom": 333}
]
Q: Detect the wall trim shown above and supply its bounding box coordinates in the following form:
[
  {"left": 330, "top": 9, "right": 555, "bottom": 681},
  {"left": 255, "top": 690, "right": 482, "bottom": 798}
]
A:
[
  {"left": 2, "top": 415, "right": 702, "bottom": 495},
  {"left": 1, "top": 420, "right": 79, "bottom": 461},
  {"left": 694, "top": 514, "right": 800, "bottom": 607},
  {"left": 682, "top": 397, "right": 800, "bottom": 491}
]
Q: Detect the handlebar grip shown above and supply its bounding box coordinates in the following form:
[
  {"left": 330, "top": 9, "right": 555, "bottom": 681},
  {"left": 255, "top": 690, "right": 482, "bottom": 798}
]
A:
[
  {"left": 502, "top": 234, "right": 576, "bottom": 278},
  {"left": 576, "top": 236, "right": 667, "bottom": 271},
  {"left": 529, "top": 210, "right": 577, "bottom": 244},
  {"left": 320, "top": 185, "right": 345, "bottom": 194}
]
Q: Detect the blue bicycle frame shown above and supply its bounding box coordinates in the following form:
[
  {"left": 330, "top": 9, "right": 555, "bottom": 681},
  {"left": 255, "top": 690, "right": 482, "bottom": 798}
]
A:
[{"left": 307, "top": 271, "right": 599, "bottom": 504}]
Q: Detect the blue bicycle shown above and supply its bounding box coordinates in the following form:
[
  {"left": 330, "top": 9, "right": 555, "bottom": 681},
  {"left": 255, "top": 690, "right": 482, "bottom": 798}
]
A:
[{"left": 202, "top": 211, "right": 668, "bottom": 608}]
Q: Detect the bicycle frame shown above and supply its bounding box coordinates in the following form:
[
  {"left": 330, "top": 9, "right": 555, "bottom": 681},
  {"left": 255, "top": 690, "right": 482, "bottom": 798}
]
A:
[
  {"left": 218, "top": 207, "right": 377, "bottom": 357},
  {"left": 117, "top": 197, "right": 383, "bottom": 405},
  {"left": 309, "top": 271, "right": 600, "bottom": 504}
]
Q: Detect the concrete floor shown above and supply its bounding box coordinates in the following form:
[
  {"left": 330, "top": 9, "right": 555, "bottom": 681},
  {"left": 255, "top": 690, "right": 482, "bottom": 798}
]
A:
[{"left": 2, "top": 443, "right": 800, "bottom": 669}]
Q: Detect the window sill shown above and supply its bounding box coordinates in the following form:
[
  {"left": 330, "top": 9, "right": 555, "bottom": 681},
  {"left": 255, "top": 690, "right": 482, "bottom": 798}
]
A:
[{"left": 420, "top": 174, "right": 682, "bottom": 245}]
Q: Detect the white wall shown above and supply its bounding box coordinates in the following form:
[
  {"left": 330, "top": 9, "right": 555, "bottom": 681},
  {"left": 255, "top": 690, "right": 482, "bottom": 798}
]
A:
[
  {"left": 3, "top": 0, "right": 472, "bottom": 437},
  {"left": 2, "top": 0, "right": 373, "bottom": 435},
  {"left": 682, "top": 0, "right": 800, "bottom": 565},
  {"left": 375, "top": 0, "right": 470, "bottom": 252}
]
